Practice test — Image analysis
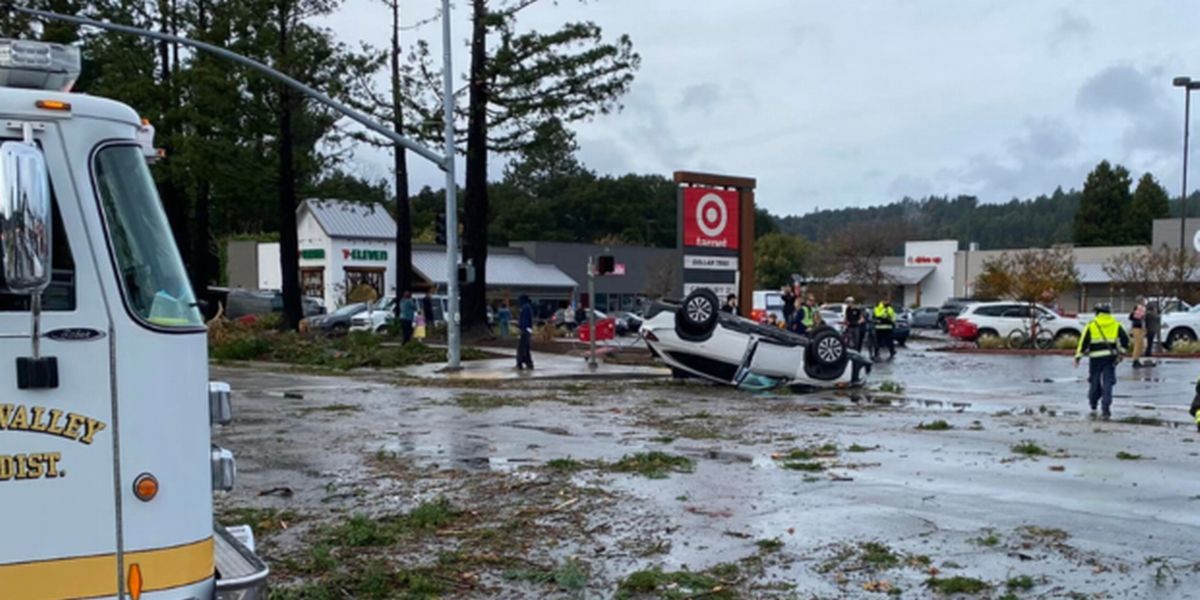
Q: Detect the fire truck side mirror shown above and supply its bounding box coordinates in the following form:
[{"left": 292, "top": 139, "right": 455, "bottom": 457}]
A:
[{"left": 0, "top": 141, "right": 53, "bottom": 294}]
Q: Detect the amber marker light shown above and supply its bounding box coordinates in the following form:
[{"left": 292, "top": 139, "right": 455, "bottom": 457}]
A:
[
  {"left": 133, "top": 473, "right": 159, "bottom": 502},
  {"left": 128, "top": 563, "right": 144, "bottom": 600},
  {"left": 34, "top": 99, "right": 71, "bottom": 111}
]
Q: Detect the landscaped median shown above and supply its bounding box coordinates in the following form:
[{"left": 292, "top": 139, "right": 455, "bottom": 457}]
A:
[{"left": 208, "top": 315, "right": 491, "bottom": 369}]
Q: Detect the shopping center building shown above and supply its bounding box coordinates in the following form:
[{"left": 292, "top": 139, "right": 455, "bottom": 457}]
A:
[{"left": 840, "top": 218, "right": 1199, "bottom": 313}]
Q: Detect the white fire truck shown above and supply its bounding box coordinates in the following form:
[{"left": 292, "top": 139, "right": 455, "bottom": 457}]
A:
[{"left": 0, "top": 39, "right": 267, "bottom": 599}]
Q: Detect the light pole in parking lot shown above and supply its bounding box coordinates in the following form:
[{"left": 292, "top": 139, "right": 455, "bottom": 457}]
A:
[{"left": 1173, "top": 77, "right": 1200, "bottom": 253}]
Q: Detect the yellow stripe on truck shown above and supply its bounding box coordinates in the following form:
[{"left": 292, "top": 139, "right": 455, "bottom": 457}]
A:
[{"left": 0, "top": 537, "right": 213, "bottom": 600}]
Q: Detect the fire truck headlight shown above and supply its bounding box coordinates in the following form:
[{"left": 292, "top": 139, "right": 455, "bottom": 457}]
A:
[
  {"left": 211, "top": 445, "right": 236, "bottom": 492},
  {"left": 209, "top": 381, "right": 233, "bottom": 426}
]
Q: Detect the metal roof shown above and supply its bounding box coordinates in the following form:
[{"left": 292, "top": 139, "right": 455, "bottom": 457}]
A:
[
  {"left": 827, "top": 265, "right": 934, "bottom": 286},
  {"left": 411, "top": 248, "right": 577, "bottom": 289},
  {"left": 1076, "top": 264, "right": 1109, "bottom": 284},
  {"left": 300, "top": 199, "right": 396, "bottom": 240}
]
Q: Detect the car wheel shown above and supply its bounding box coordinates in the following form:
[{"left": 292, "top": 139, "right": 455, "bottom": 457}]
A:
[
  {"left": 1168, "top": 327, "right": 1196, "bottom": 349},
  {"left": 804, "top": 326, "right": 851, "bottom": 380},
  {"left": 675, "top": 289, "right": 719, "bottom": 339}
]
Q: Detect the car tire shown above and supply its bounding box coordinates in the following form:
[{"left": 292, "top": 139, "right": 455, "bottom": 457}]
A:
[
  {"left": 675, "top": 289, "right": 720, "bottom": 339},
  {"left": 804, "top": 326, "right": 851, "bottom": 381},
  {"left": 1167, "top": 327, "right": 1196, "bottom": 350}
]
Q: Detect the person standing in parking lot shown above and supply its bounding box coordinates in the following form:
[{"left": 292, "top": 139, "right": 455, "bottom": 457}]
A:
[
  {"left": 781, "top": 286, "right": 795, "bottom": 325},
  {"left": 1145, "top": 300, "right": 1161, "bottom": 359},
  {"left": 1129, "top": 297, "right": 1147, "bottom": 368},
  {"left": 844, "top": 297, "right": 864, "bottom": 351},
  {"left": 517, "top": 295, "right": 535, "bottom": 370},
  {"left": 1075, "top": 303, "right": 1129, "bottom": 421},
  {"left": 873, "top": 299, "right": 897, "bottom": 359},
  {"left": 722, "top": 293, "right": 738, "bottom": 314},
  {"left": 398, "top": 291, "right": 417, "bottom": 344}
]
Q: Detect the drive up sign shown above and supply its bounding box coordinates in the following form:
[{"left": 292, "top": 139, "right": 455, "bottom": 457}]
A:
[{"left": 683, "top": 188, "right": 739, "bottom": 250}]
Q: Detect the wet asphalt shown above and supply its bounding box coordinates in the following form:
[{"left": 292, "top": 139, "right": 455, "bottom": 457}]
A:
[{"left": 213, "top": 340, "right": 1200, "bottom": 598}]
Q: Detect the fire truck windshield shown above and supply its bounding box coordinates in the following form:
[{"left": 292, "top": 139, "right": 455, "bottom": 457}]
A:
[{"left": 94, "top": 144, "right": 202, "bottom": 329}]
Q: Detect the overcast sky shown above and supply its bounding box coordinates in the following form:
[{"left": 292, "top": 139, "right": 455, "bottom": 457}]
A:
[{"left": 320, "top": 0, "right": 1200, "bottom": 217}]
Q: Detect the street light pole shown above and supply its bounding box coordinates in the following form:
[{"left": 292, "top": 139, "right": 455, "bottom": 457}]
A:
[
  {"left": 1173, "top": 77, "right": 1200, "bottom": 252},
  {"left": 1173, "top": 76, "right": 1200, "bottom": 301},
  {"left": 442, "top": 0, "right": 461, "bottom": 369}
]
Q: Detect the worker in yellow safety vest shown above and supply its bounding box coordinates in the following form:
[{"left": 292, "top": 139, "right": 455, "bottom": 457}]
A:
[
  {"left": 873, "top": 299, "right": 897, "bottom": 360},
  {"left": 1074, "top": 303, "right": 1130, "bottom": 421}
]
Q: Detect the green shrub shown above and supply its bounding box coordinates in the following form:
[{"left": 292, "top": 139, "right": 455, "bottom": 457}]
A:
[
  {"left": 978, "top": 335, "right": 1007, "bottom": 350},
  {"left": 1054, "top": 334, "right": 1080, "bottom": 350},
  {"left": 1170, "top": 340, "right": 1200, "bottom": 354}
]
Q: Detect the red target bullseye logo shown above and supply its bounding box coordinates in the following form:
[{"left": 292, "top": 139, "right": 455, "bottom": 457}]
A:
[
  {"left": 696, "top": 193, "right": 728, "bottom": 237},
  {"left": 683, "top": 188, "right": 739, "bottom": 249}
]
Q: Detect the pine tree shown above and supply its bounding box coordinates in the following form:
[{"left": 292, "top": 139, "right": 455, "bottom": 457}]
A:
[
  {"left": 401, "top": 1, "right": 640, "bottom": 333},
  {"left": 1128, "top": 173, "right": 1170, "bottom": 244},
  {"left": 1075, "top": 161, "right": 1134, "bottom": 246}
]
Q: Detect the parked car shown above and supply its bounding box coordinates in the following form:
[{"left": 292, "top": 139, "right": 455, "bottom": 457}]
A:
[
  {"left": 1159, "top": 310, "right": 1200, "bottom": 349},
  {"left": 949, "top": 301, "right": 1082, "bottom": 344},
  {"left": 224, "top": 288, "right": 324, "bottom": 320},
  {"left": 640, "top": 289, "right": 871, "bottom": 391},
  {"left": 550, "top": 308, "right": 606, "bottom": 329},
  {"left": 752, "top": 290, "right": 786, "bottom": 323},
  {"left": 938, "top": 297, "right": 978, "bottom": 331},
  {"left": 350, "top": 296, "right": 396, "bottom": 332},
  {"left": 307, "top": 302, "right": 368, "bottom": 334},
  {"left": 909, "top": 306, "right": 941, "bottom": 329},
  {"left": 614, "top": 311, "right": 643, "bottom": 336}
]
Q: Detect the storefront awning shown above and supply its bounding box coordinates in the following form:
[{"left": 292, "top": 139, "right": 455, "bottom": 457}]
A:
[{"left": 411, "top": 249, "right": 577, "bottom": 290}]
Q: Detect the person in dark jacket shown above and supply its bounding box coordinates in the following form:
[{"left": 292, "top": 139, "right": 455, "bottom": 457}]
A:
[
  {"left": 421, "top": 290, "right": 435, "bottom": 333},
  {"left": 517, "top": 295, "right": 535, "bottom": 370},
  {"left": 843, "top": 296, "right": 865, "bottom": 351},
  {"left": 781, "top": 286, "right": 795, "bottom": 325},
  {"left": 721, "top": 294, "right": 737, "bottom": 314},
  {"left": 1145, "top": 300, "right": 1161, "bottom": 359}
]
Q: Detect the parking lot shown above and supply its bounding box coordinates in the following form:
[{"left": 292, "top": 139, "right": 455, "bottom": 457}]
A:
[{"left": 217, "top": 342, "right": 1200, "bottom": 598}]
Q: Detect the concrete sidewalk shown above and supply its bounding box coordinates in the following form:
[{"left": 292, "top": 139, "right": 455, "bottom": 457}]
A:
[{"left": 402, "top": 346, "right": 669, "bottom": 381}]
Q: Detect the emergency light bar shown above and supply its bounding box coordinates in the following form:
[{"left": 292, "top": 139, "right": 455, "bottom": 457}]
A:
[{"left": 0, "top": 39, "right": 81, "bottom": 92}]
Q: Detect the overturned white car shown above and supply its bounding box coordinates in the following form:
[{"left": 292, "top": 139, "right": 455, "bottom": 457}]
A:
[{"left": 641, "top": 289, "right": 872, "bottom": 391}]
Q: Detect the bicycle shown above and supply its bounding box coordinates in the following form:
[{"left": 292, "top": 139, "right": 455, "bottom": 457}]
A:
[{"left": 1006, "top": 313, "right": 1055, "bottom": 350}]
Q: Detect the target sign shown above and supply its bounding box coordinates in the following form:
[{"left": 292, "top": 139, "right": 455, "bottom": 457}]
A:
[{"left": 683, "top": 187, "right": 739, "bottom": 249}]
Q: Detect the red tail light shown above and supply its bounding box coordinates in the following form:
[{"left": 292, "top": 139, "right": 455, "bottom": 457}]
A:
[{"left": 644, "top": 331, "right": 658, "bottom": 342}]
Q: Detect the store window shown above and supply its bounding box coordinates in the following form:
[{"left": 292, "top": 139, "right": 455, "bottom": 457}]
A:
[
  {"left": 301, "top": 267, "right": 324, "bottom": 299},
  {"left": 344, "top": 267, "right": 384, "bottom": 299}
]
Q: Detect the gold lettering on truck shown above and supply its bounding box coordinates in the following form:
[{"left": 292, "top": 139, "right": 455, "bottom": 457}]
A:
[
  {"left": 0, "top": 404, "right": 106, "bottom": 444},
  {"left": 0, "top": 405, "right": 107, "bottom": 482}
]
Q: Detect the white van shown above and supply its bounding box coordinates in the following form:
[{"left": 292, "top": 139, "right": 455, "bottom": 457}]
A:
[
  {"left": 752, "top": 289, "right": 786, "bottom": 322},
  {"left": 0, "top": 40, "right": 266, "bottom": 599}
]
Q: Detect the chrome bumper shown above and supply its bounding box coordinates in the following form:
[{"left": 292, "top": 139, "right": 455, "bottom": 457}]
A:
[{"left": 214, "top": 525, "right": 269, "bottom": 600}]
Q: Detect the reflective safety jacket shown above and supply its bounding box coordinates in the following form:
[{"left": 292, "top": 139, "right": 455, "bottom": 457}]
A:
[
  {"left": 800, "top": 305, "right": 814, "bottom": 328},
  {"left": 1075, "top": 313, "right": 1129, "bottom": 359},
  {"left": 874, "top": 304, "right": 896, "bottom": 330}
]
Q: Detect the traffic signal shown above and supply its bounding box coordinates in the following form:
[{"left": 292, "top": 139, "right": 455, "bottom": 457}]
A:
[
  {"left": 596, "top": 255, "right": 615, "bottom": 275},
  {"left": 435, "top": 213, "right": 447, "bottom": 246}
]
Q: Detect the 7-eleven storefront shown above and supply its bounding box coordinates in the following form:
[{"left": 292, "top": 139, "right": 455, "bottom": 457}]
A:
[{"left": 292, "top": 199, "right": 399, "bottom": 308}]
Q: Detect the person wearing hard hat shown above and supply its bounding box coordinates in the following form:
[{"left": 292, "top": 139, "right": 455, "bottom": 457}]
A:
[{"left": 1074, "top": 303, "right": 1129, "bottom": 421}]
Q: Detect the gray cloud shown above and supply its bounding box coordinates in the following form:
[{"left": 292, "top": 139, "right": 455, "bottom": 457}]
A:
[
  {"left": 1007, "top": 116, "right": 1079, "bottom": 162},
  {"left": 1050, "top": 10, "right": 1092, "bottom": 49},
  {"left": 677, "top": 83, "right": 721, "bottom": 114},
  {"left": 1076, "top": 65, "right": 1159, "bottom": 114}
]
